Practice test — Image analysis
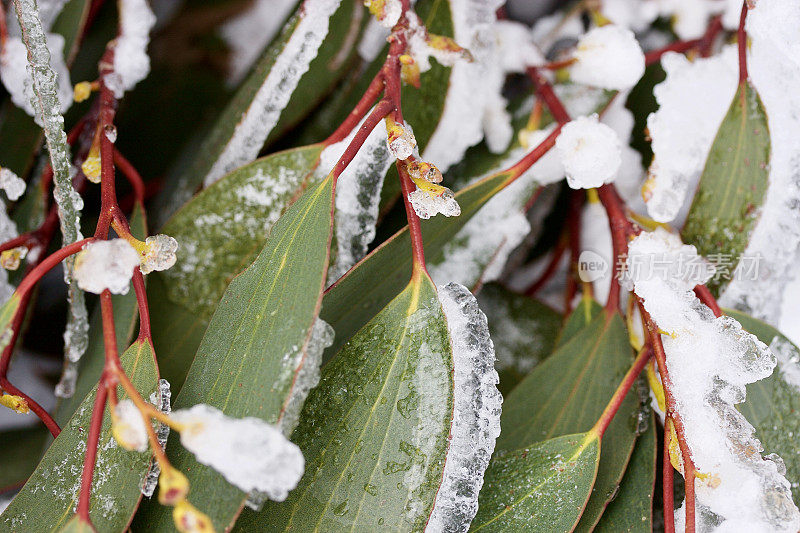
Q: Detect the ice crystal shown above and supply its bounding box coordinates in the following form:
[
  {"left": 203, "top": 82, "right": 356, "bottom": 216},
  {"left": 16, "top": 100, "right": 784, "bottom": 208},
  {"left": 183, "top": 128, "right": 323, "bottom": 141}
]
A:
[
  {"left": 140, "top": 234, "right": 178, "bottom": 274},
  {"left": 142, "top": 379, "right": 171, "bottom": 497},
  {"left": 74, "top": 239, "right": 140, "bottom": 295},
  {"left": 408, "top": 187, "right": 460, "bottom": 220}
]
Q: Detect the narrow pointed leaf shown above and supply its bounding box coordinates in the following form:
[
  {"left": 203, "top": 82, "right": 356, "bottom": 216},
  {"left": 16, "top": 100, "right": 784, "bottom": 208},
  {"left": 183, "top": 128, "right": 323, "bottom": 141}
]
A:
[
  {"left": 470, "top": 433, "right": 600, "bottom": 532},
  {"left": 595, "top": 412, "right": 657, "bottom": 532},
  {"left": 1, "top": 340, "right": 158, "bottom": 532},
  {"left": 477, "top": 283, "right": 561, "bottom": 394},
  {"left": 555, "top": 297, "right": 602, "bottom": 349},
  {"left": 725, "top": 308, "right": 800, "bottom": 504},
  {"left": 498, "top": 311, "right": 639, "bottom": 530},
  {"left": 138, "top": 176, "right": 336, "bottom": 531},
  {"left": 681, "top": 82, "right": 771, "bottom": 294}
]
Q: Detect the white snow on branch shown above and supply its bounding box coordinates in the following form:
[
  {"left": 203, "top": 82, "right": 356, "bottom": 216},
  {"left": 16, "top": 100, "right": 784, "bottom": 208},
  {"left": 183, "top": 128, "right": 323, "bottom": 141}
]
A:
[
  {"left": 203, "top": 0, "right": 342, "bottom": 188},
  {"left": 569, "top": 25, "right": 645, "bottom": 91},
  {"left": 74, "top": 239, "right": 140, "bottom": 295},
  {"left": 556, "top": 114, "right": 622, "bottom": 189},
  {"left": 108, "top": 0, "right": 157, "bottom": 98},
  {"left": 626, "top": 229, "right": 800, "bottom": 533},
  {"left": 427, "top": 283, "right": 501, "bottom": 533}
]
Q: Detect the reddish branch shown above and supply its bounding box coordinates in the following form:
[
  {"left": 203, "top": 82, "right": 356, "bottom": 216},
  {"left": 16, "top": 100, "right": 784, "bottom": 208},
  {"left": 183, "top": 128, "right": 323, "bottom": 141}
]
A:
[
  {"left": 592, "top": 345, "right": 652, "bottom": 438},
  {"left": 644, "top": 16, "right": 723, "bottom": 65},
  {"left": 738, "top": 2, "right": 749, "bottom": 84}
]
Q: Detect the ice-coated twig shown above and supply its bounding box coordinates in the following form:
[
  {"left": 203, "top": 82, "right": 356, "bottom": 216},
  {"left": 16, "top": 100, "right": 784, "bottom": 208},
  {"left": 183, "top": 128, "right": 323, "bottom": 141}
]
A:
[{"left": 12, "top": 0, "right": 89, "bottom": 398}]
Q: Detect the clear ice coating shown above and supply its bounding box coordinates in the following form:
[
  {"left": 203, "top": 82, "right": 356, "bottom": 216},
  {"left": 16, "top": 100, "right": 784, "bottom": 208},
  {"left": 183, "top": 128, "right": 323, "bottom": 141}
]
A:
[
  {"left": 626, "top": 230, "right": 800, "bottom": 533},
  {"left": 141, "top": 234, "right": 178, "bottom": 274},
  {"left": 111, "top": 0, "right": 157, "bottom": 98},
  {"left": 12, "top": 0, "right": 89, "bottom": 397},
  {"left": 277, "top": 317, "right": 333, "bottom": 437},
  {"left": 427, "top": 283, "right": 502, "bottom": 533},
  {"left": 142, "top": 379, "right": 171, "bottom": 497},
  {"left": 170, "top": 404, "right": 305, "bottom": 501},
  {"left": 408, "top": 188, "right": 461, "bottom": 220},
  {"left": 203, "top": 0, "right": 342, "bottom": 187},
  {"left": 322, "top": 114, "right": 393, "bottom": 284}
]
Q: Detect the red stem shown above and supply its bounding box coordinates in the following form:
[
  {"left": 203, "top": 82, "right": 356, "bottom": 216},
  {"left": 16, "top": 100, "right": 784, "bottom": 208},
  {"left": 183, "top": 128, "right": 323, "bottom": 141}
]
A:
[
  {"left": 592, "top": 345, "right": 652, "bottom": 438},
  {"left": 15, "top": 239, "right": 93, "bottom": 297},
  {"left": 132, "top": 269, "right": 151, "bottom": 340},
  {"left": 0, "top": 377, "right": 61, "bottom": 437},
  {"left": 325, "top": 71, "right": 385, "bottom": 146},
  {"left": 397, "top": 163, "right": 427, "bottom": 272},
  {"left": 506, "top": 125, "right": 562, "bottom": 179},
  {"left": 663, "top": 418, "right": 676, "bottom": 533},
  {"left": 694, "top": 285, "right": 722, "bottom": 317},
  {"left": 526, "top": 68, "right": 570, "bottom": 124},
  {"left": 738, "top": 2, "right": 748, "bottom": 84},
  {"left": 75, "top": 377, "right": 108, "bottom": 520},
  {"left": 331, "top": 99, "right": 394, "bottom": 181},
  {"left": 113, "top": 149, "right": 145, "bottom": 205},
  {"left": 525, "top": 236, "right": 567, "bottom": 296}
]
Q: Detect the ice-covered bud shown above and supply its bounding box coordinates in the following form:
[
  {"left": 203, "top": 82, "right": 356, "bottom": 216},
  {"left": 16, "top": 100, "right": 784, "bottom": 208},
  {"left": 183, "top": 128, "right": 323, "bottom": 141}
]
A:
[
  {"left": 73, "top": 81, "right": 94, "bottom": 103},
  {"left": 170, "top": 404, "right": 305, "bottom": 500},
  {"left": 172, "top": 499, "right": 213, "bottom": 533},
  {"left": 0, "top": 393, "right": 29, "bottom": 414},
  {"left": 407, "top": 180, "right": 461, "bottom": 220},
  {"left": 555, "top": 114, "right": 622, "bottom": 189},
  {"left": 399, "top": 54, "right": 421, "bottom": 87},
  {"left": 140, "top": 234, "right": 178, "bottom": 274},
  {"left": 1, "top": 247, "right": 27, "bottom": 271},
  {"left": 569, "top": 25, "right": 645, "bottom": 90},
  {"left": 386, "top": 119, "right": 417, "bottom": 161},
  {"left": 74, "top": 239, "right": 140, "bottom": 295},
  {"left": 81, "top": 150, "right": 101, "bottom": 184},
  {"left": 406, "top": 159, "right": 443, "bottom": 184},
  {"left": 112, "top": 399, "right": 148, "bottom": 452},
  {"left": 158, "top": 465, "right": 189, "bottom": 505},
  {"left": 0, "top": 168, "right": 26, "bottom": 201},
  {"left": 427, "top": 34, "right": 473, "bottom": 66},
  {"left": 364, "top": 0, "right": 402, "bottom": 28}
]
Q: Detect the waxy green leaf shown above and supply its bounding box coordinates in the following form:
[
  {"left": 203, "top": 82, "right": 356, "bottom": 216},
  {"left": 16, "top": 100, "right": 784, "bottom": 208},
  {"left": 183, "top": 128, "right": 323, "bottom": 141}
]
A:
[
  {"left": 726, "top": 309, "right": 800, "bottom": 504},
  {"left": 595, "top": 412, "right": 657, "bottom": 532},
  {"left": 238, "top": 274, "right": 454, "bottom": 531},
  {"left": 471, "top": 433, "right": 600, "bottom": 532},
  {"left": 153, "top": 0, "right": 364, "bottom": 224},
  {"left": 149, "top": 144, "right": 325, "bottom": 389},
  {"left": 682, "top": 82, "right": 771, "bottom": 294},
  {"left": 138, "top": 176, "right": 336, "bottom": 531},
  {"left": 555, "top": 297, "right": 603, "bottom": 349},
  {"left": 477, "top": 283, "right": 561, "bottom": 395},
  {"left": 498, "top": 311, "right": 639, "bottom": 531},
  {"left": 1, "top": 340, "right": 158, "bottom": 532}
]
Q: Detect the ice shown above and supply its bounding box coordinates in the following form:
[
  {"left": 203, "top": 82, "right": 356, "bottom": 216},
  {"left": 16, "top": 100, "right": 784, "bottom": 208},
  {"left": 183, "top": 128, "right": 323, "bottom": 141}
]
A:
[
  {"left": 661, "top": 0, "right": 721, "bottom": 40},
  {"left": 111, "top": 399, "right": 148, "bottom": 452},
  {"left": 421, "top": 0, "right": 505, "bottom": 172},
  {"left": 768, "top": 337, "right": 800, "bottom": 393},
  {"left": 321, "top": 113, "right": 393, "bottom": 284},
  {"left": 140, "top": 234, "right": 178, "bottom": 274},
  {"left": 0, "top": 168, "right": 25, "bottom": 202},
  {"left": 600, "top": 0, "right": 660, "bottom": 32},
  {"left": 111, "top": 0, "right": 156, "bottom": 98},
  {"left": 556, "top": 114, "right": 622, "bottom": 189},
  {"left": 277, "top": 318, "right": 333, "bottom": 436},
  {"left": 386, "top": 121, "right": 416, "bottom": 161},
  {"left": 569, "top": 25, "right": 645, "bottom": 91},
  {"left": 366, "top": 0, "right": 402, "bottom": 28},
  {"left": 170, "top": 404, "right": 305, "bottom": 500},
  {"left": 203, "top": 0, "right": 342, "bottom": 187},
  {"left": 0, "top": 33, "right": 72, "bottom": 118},
  {"left": 493, "top": 20, "right": 545, "bottom": 75},
  {"left": 408, "top": 187, "right": 460, "bottom": 220},
  {"left": 219, "top": 0, "right": 298, "bottom": 86},
  {"left": 626, "top": 230, "right": 800, "bottom": 533},
  {"left": 644, "top": 46, "right": 738, "bottom": 224},
  {"left": 74, "top": 239, "right": 140, "bottom": 295},
  {"left": 427, "top": 283, "right": 501, "bottom": 532},
  {"left": 142, "top": 378, "right": 171, "bottom": 497},
  {"left": 717, "top": 1, "right": 800, "bottom": 323}
]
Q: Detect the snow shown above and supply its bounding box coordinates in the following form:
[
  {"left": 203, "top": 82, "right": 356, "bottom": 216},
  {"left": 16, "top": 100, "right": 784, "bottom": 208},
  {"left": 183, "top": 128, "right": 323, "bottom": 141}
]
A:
[
  {"left": 580, "top": 200, "right": 613, "bottom": 303},
  {"left": 142, "top": 378, "right": 172, "bottom": 497},
  {"left": 492, "top": 20, "right": 545, "bottom": 74},
  {"left": 386, "top": 121, "right": 417, "bottom": 161},
  {"left": 219, "top": 0, "right": 299, "bottom": 86},
  {"left": 408, "top": 186, "right": 460, "bottom": 219},
  {"left": 601, "top": 0, "right": 660, "bottom": 32},
  {"left": 570, "top": 25, "right": 645, "bottom": 91},
  {"left": 366, "top": 0, "right": 402, "bottom": 28},
  {"left": 644, "top": 46, "right": 738, "bottom": 225},
  {"left": 203, "top": 0, "right": 342, "bottom": 187},
  {"left": 428, "top": 283, "right": 501, "bottom": 533},
  {"left": 625, "top": 229, "right": 800, "bottom": 533},
  {"left": 111, "top": 0, "right": 157, "bottom": 98},
  {"left": 556, "top": 114, "right": 622, "bottom": 189},
  {"left": 74, "top": 239, "right": 140, "bottom": 295},
  {"left": 718, "top": 0, "right": 800, "bottom": 324},
  {"left": 769, "top": 337, "right": 800, "bottom": 393},
  {"left": 171, "top": 404, "right": 305, "bottom": 500},
  {"left": 321, "top": 113, "right": 393, "bottom": 284},
  {"left": 140, "top": 234, "right": 178, "bottom": 274},
  {"left": 0, "top": 168, "right": 25, "bottom": 202},
  {"left": 112, "top": 399, "right": 148, "bottom": 452}
]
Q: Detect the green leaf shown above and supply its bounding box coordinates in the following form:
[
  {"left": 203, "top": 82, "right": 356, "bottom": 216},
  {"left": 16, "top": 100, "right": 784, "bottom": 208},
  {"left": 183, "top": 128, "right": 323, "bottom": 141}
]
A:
[
  {"left": 0, "top": 426, "right": 48, "bottom": 491},
  {"left": 55, "top": 202, "right": 147, "bottom": 425},
  {"left": 725, "top": 308, "right": 800, "bottom": 504},
  {"left": 57, "top": 515, "right": 94, "bottom": 533},
  {"left": 595, "top": 412, "right": 657, "bottom": 533},
  {"left": 149, "top": 144, "right": 325, "bottom": 389},
  {"left": 152, "top": 0, "right": 364, "bottom": 224},
  {"left": 681, "top": 82, "right": 771, "bottom": 295},
  {"left": 477, "top": 283, "right": 562, "bottom": 395},
  {"left": 322, "top": 168, "right": 514, "bottom": 359},
  {"left": 470, "top": 433, "right": 601, "bottom": 532},
  {"left": 138, "top": 175, "right": 336, "bottom": 531},
  {"left": 1, "top": 340, "right": 158, "bottom": 532},
  {"left": 498, "top": 311, "right": 639, "bottom": 531},
  {"left": 237, "top": 274, "right": 454, "bottom": 531},
  {"left": 555, "top": 297, "right": 603, "bottom": 349}
]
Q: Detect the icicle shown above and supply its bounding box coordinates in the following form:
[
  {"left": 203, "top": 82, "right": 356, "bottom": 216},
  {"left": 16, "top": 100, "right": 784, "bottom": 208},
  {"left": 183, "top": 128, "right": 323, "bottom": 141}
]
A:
[
  {"left": 13, "top": 0, "right": 88, "bottom": 398},
  {"left": 142, "top": 379, "right": 171, "bottom": 498},
  {"left": 321, "top": 113, "right": 393, "bottom": 284},
  {"left": 219, "top": 0, "right": 298, "bottom": 86},
  {"left": 427, "top": 283, "right": 501, "bottom": 532},
  {"left": 203, "top": 0, "right": 342, "bottom": 188}
]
